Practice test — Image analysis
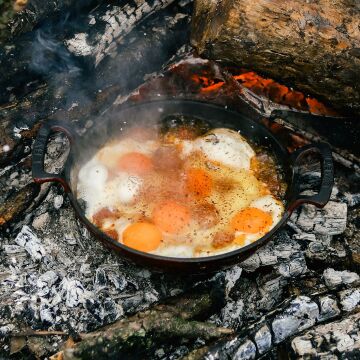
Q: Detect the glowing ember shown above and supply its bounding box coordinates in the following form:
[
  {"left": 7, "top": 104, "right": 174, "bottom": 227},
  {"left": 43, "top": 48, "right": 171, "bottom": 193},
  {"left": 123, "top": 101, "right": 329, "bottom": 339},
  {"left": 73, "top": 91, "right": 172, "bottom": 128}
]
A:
[
  {"left": 127, "top": 57, "right": 337, "bottom": 117},
  {"left": 232, "top": 71, "right": 337, "bottom": 116},
  {"left": 188, "top": 67, "right": 337, "bottom": 116}
]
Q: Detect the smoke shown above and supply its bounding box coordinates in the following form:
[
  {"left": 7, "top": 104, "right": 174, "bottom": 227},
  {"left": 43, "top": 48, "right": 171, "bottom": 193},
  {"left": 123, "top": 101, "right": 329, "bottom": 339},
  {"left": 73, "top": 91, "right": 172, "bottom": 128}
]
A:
[
  {"left": 28, "top": 23, "right": 92, "bottom": 111},
  {"left": 30, "top": 29, "right": 81, "bottom": 78}
]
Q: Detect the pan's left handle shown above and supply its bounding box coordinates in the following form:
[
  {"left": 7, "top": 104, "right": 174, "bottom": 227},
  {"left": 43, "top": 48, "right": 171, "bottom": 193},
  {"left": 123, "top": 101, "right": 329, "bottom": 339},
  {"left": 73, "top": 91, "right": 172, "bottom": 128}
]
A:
[
  {"left": 32, "top": 120, "right": 76, "bottom": 192},
  {"left": 288, "top": 143, "right": 334, "bottom": 212}
]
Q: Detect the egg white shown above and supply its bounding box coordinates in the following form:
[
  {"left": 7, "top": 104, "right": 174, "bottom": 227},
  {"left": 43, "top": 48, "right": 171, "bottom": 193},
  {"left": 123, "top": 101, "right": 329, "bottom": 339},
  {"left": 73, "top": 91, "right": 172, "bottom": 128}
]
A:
[
  {"left": 152, "top": 244, "right": 194, "bottom": 258},
  {"left": 180, "top": 128, "right": 255, "bottom": 170},
  {"left": 97, "top": 138, "right": 157, "bottom": 169}
]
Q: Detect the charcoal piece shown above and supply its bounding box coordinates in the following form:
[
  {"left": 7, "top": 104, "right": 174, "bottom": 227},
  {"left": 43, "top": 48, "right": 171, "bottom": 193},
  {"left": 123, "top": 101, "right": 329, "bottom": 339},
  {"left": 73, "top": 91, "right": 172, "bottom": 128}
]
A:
[
  {"left": 318, "top": 296, "right": 341, "bottom": 322},
  {"left": 233, "top": 338, "right": 257, "bottom": 360},
  {"left": 224, "top": 265, "right": 242, "bottom": 297},
  {"left": 220, "top": 299, "right": 244, "bottom": 329},
  {"left": 291, "top": 312, "right": 360, "bottom": 357},
  {"left": 339, "top": 288, "right": 360, "bottom": 312},
  {"left": 291, "top": 200, "right": 347, "bottom": 235},
  {"left": 272, "top": 296, "right": 319, "bottom": 344},
  {"left": 10, "top": 1, "right": 103, "bottom": 37},
  {"left": 254, "top": 325, "right": 272, "bottom": 355},
  {"left": 323, "top": 268, "right": 360, "bottom": 290},
  {"left": 94, "top": 11, "right": 191, "bottom": 92}
]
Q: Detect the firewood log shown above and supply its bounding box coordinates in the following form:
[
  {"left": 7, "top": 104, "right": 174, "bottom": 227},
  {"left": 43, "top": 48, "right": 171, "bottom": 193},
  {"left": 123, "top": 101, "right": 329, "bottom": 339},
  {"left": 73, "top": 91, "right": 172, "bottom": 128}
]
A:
[{"left": 191, "top": 0, "right": 360, "bottom": 116}]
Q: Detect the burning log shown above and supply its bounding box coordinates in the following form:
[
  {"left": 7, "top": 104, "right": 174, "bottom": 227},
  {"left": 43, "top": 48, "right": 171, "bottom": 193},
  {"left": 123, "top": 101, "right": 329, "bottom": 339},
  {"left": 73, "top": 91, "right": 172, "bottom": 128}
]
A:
[{"left": 191, "top": 0, "right": 360, "bottom": 115}]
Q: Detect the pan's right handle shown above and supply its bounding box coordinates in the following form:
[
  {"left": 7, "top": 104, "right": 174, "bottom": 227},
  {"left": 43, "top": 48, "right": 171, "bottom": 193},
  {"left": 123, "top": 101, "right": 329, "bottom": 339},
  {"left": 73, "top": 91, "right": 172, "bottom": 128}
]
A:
[
  {"left": 288, "top": 143, "right": 334, "bottom": 212},
  {"left": 32, "top": 120, "right": 76, "bottom": 192}
]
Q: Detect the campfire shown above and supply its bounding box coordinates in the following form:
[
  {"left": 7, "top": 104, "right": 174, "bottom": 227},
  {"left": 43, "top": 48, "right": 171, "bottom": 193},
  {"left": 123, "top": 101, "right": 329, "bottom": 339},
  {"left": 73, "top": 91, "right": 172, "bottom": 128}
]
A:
[{"left": 0, "top": 1, "right": 359, "bottom": 359}]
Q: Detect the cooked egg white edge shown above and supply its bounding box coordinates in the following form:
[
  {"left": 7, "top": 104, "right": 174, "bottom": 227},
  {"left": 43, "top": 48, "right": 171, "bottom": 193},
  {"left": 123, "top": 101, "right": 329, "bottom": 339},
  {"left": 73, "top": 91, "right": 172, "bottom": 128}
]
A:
[{"left": 152, "top": 244, "right": 194, "bottom": 258}]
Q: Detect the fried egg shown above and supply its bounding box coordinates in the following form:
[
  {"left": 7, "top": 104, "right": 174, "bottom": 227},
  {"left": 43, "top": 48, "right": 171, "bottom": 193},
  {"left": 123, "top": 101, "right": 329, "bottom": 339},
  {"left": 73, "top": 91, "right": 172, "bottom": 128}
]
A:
[
  {"left": 96, "top": 138, "right": 157, "bottom": 169},
  {"left": 181, "top": 128, "right": 255, "bottom": 170},
  {"left": 232, "top": 195, "right": 283, "bottom": 243},
  {"left": 77, "top": 125, "right": 285, "bottom": 258}
]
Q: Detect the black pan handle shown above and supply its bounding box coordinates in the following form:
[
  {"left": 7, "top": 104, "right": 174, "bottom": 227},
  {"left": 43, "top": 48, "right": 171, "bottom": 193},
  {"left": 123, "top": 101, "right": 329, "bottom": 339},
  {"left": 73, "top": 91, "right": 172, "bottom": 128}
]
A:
[
  {"left": 32, "top": 120, "right": 76, "bottom": 192},
  {"left": 288, "top": 143, "right": 334, "bottom": 212}
]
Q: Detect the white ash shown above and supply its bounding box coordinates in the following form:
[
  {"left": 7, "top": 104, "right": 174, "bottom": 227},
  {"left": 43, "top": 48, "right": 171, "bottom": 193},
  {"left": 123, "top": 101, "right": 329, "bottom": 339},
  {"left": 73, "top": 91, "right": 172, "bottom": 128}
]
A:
[
  {"left": 224, "top": 266, "right": 242, "bottom": 297},
  {"left": 0, "top": 325, "right": 15, "bottom": 337},
  {"left": 59, "top": 278, "right": 92, "bottom": 308},
  {"left": 32, "top": 212, "right": 50, "bottom": 230},
  {"left": 65, "top": 33, "right": 93, "bottom": 57},
  {"left": 254, "top": 325, "right": 272, "bottom": 355},
  {"left": 36, "top": 270, "right": 59, "bottom": 296},
  {"left": 14, "top": 225, "right": 47, "bottom": 261},
  {"left": 323, "top": 268, "right": 360, "bottom": 289},
  {"left": 339, "top": 288, "right": 360, "bottom": 312},
  {"left": 272, "top": 296, "right": 319, "bottom": 344},
  {"left": 0, "top": 196, "right": 174, "bottom": 335},
  {"left": 53, "top": 195, "right": 63, "bottom": 210}
]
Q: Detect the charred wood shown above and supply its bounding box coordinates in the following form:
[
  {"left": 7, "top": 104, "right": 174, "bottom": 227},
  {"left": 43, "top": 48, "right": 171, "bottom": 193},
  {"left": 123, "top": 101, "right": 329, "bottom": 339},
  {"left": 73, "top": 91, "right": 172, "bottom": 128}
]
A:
[
  {"left": 9, "top": 0, "right": 103, "bottom": 38},
  {"left": 65, "top": 0, "right": 178, "bottom": 67},
  {"left": 191, "top": 0, "right": 360, "bottom": 116},
  {"left": 0, "top": 182, "right": 39, "bottom": 227},
  {"left": 8, "top": 290, "right": 231, "bottom": 359},
  {"left": 94, "top": 9, "right": 191, "bottom": 92},
  {"left": 0, "top": 0, "right": 188, "bottom": 103}
]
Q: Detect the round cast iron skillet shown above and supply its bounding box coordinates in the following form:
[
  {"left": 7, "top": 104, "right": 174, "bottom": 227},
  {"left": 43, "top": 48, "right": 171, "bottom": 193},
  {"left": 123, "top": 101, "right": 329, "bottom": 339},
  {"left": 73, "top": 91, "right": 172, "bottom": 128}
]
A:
[{"left": 32, "top": 100, "right": 334, "bottom": 272}]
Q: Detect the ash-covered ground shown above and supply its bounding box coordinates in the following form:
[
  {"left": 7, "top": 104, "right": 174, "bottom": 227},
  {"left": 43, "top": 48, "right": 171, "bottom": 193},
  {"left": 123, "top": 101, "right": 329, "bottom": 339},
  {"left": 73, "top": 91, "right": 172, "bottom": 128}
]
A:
[{"left": 0, "top": 132, "right": 359, "bottom": 359}]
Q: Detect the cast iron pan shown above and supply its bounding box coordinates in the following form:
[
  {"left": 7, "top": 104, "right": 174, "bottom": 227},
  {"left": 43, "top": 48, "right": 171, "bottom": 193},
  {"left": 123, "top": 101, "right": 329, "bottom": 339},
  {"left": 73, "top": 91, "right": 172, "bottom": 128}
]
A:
[{"left": 32, "top": 100, "right": 334, "bottom": 272}]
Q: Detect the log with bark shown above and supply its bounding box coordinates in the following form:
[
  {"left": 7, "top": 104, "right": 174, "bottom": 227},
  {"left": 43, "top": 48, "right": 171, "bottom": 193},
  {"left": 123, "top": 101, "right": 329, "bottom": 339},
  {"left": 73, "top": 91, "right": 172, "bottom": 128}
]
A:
[{"left": 191, "top": 0, "right": 360, "bottom": 116}]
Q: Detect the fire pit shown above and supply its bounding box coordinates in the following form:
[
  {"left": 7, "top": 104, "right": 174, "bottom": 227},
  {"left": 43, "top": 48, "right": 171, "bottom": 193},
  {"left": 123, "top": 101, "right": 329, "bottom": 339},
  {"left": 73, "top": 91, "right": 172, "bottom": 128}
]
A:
[{"left": 0, "top": 1, "right": 359, "bottom": 359}]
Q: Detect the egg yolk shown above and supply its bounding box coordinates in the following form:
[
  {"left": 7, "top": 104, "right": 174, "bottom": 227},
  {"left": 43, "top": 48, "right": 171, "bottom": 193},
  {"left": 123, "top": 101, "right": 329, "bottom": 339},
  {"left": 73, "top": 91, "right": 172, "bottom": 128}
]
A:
[
  {"left": 122, "top": 222, "right": 162, "bottom": 252},
  {"left": 186, "top": 168, "right": 212, "bottom": 198},
  {"left": 231, "top": 207, "right": 272, "bottom": 234},
  {"left": 234, "top": 234, "right": 246, "bottom": 246},
  {"left": 118, "top": 152, "right": 153, "bottom": 175},
  {"left": 153, "top": 200, "right": 190, "bottom": 233}
]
